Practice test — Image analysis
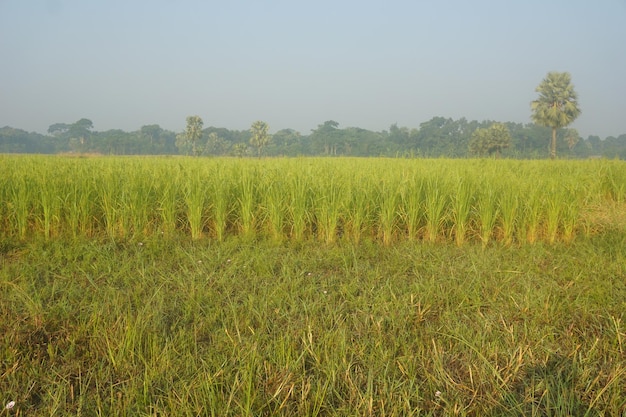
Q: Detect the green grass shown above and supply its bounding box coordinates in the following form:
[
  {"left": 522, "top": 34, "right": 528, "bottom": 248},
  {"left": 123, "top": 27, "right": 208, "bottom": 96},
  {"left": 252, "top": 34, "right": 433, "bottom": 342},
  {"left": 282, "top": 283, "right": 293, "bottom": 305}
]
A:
[
  {"left": 1, "top": 232, "right": 625, "bottom": 416},
  {"left": 2, "top": 155, "right": 625, "bottom": 244},
  {"left": 1, "top": 155, "right": 626, "bottom": 415}
]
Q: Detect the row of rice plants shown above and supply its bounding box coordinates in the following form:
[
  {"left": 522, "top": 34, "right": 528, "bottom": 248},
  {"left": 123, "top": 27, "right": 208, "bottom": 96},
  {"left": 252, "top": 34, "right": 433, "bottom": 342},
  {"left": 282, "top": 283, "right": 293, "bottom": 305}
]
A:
[{"left": 0, "top": 155, "right": 623, "bottom": 244}]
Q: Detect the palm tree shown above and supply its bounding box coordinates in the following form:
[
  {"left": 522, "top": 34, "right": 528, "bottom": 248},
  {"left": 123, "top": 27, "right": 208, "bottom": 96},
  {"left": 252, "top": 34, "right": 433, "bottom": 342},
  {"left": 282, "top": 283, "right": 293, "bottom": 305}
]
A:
[
  {"left": 249, "top": 120, "right": 271, "bottom": 157},
  {"left": 185, "top": 115, "right": 204, "bottom": 156},
  {"left": 531, "top": 72, "right": 581, "bottom": 159}
]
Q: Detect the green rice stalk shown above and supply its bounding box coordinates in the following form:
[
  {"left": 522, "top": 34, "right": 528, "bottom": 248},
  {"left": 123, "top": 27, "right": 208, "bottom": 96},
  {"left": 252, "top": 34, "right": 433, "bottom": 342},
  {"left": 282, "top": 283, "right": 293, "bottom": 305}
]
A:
[
  {"left": 545, "top": 190, "right": 561, "bottom": 244},
  {"left": 125, "top": 169, "right": 155, "bottom": 237},
  {"left": 498, "top": 190, "right": 518, "bottom": 245},
  {"left": 345, "top": 175, "right": 372, "bottom": 244},
  {"left": 38, "top": 179, "right": 60, "bottom": 239},
  {"left": 451, "top": 179, "right": 473, "bottom": 246},
  {"left": 315, "top": 175, "right": 345, "bottom": 244},
  {"left": 424, "top": 177, "right": 448, "bottom": 243},
  {"left": 158, "top": 180, "right": 179, "bottom": 236},
  {"left": 378, "top": 179, "right": 399, "bottom": 245},
  {"left": 263, "top": 178, "right": 286, "bottom": 241},
  {"left": 184, "top": 171, "right": 207, "bottom": 240},
  {"left": 100, "top": 173, "right": 122, "bottom": 239},
  {"left": 287, "top": 173, "right": 310, "bottom": 241},
  {"left": 10, "top": 176, "right": 31, "bottom": 239},
  {"left": 561, "top": 188, "right": 581, "bottom": 243},
  {"left": 237, "top": 167, "right": 258, "bottom": 239},
  {"left": 401, "top": 177, "right": 424, "bottom": 241},
  {"left": 212, "top": 172, "right": 232, "bottom": 242},
  {"left": 476, "top": 187, "right": 499, "bottom": 248},
  {"left": 521, "top": 190, "right": 543, "bottom": 245}
]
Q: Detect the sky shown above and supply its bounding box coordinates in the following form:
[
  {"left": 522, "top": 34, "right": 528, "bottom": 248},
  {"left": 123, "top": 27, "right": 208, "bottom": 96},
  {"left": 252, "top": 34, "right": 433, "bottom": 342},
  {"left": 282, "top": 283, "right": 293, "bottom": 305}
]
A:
[{"left": 1, "top": 0, "right": 625, "bottom": 138}]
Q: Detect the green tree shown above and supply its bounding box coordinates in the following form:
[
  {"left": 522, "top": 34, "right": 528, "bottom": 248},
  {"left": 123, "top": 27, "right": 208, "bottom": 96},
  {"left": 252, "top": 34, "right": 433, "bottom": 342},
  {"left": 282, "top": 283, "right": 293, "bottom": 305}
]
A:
[
  {"left": 47, "top": 123, "right": 70, "bottom": 137},
  {"left": 249, "top": 120, "right": 271, "bottom": 157},
  {"left": 140, "top": 124, "right": 163, "bottom": 146},
  {"left": 531, "top": 72, "right": 581, "bottom": 159},
  {"left": 184, "top": 115, "right": 204, "bottom": 156},
  {"left": 204, "top": 132, "right": 229, "bottom": 155},
  {"left": 268, "top": 129, "right": 301, "bottom": 156},
  {"left": 469, "top": 123, "right": 512, "bottom": 157},
  {"left": 175, "top": 132, "right": 191, "bottom": 155},
  {"left": 563, "top": 128, "right": 580, "bottom": 152},
  {"left": 309, "top": 120, "right": 340, "bottom": 155},
  {"left": 232, "top": 143, "right": 249, "bottom": 157}
]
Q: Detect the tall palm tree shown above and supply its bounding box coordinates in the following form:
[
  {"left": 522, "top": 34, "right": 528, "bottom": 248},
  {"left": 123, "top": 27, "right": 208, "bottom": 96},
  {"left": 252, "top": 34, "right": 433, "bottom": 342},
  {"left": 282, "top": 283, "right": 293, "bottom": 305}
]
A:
[
  {"left": 185, "top": 115, "right": 204, "bottom": 156},
  {"left": 531, "top": 72, "right": 581, "bottom": 159},
  {"left": 250, "top": 120, "right": 271, "bottom": 157}
]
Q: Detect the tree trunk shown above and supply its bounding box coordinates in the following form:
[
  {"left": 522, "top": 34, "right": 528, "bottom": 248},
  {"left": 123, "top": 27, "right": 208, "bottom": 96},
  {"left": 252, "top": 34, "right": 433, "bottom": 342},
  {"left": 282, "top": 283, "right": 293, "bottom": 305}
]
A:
[{"left": 550, "top": 127, "right": 557, "bottom": 160}]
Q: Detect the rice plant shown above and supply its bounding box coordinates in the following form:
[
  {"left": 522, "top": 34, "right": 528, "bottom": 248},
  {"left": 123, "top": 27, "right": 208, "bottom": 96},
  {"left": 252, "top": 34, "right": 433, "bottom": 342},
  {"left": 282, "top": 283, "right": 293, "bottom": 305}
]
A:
[
  {"left": 400, "top": 174, "right": 424, "bottom": 241},
  {"left": 236, "top": 165, "right": 258, "bottom": 239},
  {"left": 286, "top": 170, "right": 310, "bottom": 241},
  {"left": 344, "top": 174, "right": 372, "bottom": 244},
  {"left": 450, "top": 178, "right": 474, "bottom": 246},
  {"left": 423, "top": 176, "right": 449, "bottom": 243},
  {"left": 520, "top": 189, "right": 544, "bottom": 244},
  {"left": 184, "top": 170, "right": 207, "bottom": 240},
  {"left": 314, "top": 174, "right": 344, "bottom": 243},
  {"left": 0, "top": 155, "right": 624, "bottom": 245},
  {"left": 262, "top": 174, "right": 287, "bottom": 241},
  {"left": 475, "top": 186, "right": 499, "bottom": 247},
  {"left": 377, "top": 178, "right": 399, "bottom": 245},
  {"left": 498, "top": 190, "right": 519, "bottom": 245}
]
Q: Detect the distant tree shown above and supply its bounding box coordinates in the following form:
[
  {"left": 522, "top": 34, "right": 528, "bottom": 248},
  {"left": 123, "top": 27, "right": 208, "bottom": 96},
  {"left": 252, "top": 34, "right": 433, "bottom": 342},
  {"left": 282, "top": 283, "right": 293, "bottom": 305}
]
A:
[
  {"left": 0, "top": 127, "right": 56, "bottom": 153},
  {"left": 531, "top": 72, "right": 581, "bottom": 159},
  {"left": 232, "top": 143, "right": 249, "bottom": 157},
  {"left": 140, "top": 124, "right": 163, "bottom": 146},
  {"left": 184, "top": 115, "right": 204, "bottom": 156},
  {"left": 69, "top": 119, "right": 94, "bottom": 152},
  {"left": 586, "top": 135, "right": 602, "bottom": 154},
  {"left": 268, "top": 129, "right": 301, "bottom": 155},
  {"left": 413, "top": 117, "right": 471, "bottom": 157},
  {"left": 249, "top": 120, "right": 271, "bottom": 157},
  {"left": 204, "top": 132, "right": 229, "bottom": 155},
  {"left": 469, "top": 123, "right": 512, "bottom": 157},
  {"left": 602, "top": 134, "right": 626, "bottom": 159},
  {"left": 309, "top": 120, "right": 341, "bottom": 155},
  {"left": 271, "top": 128, "right": 300, "bottom": 147},
  {"left": 563, "top": 128, "right": 580, "bottom": 152},
  {"left": 389, "top": 123, "right": 410, "bottom": 146},
  {"left": 47, "top": 123, "right": 70, "bottom": 137},
  {"left": 73, "top": 118, "right": 93, "bottom": 131},
  {"left": 45, "top": 119, "right": 94, "bottom": 152},
  {"left": 175, "top": 132, "right": 191, "bottom": 155}
]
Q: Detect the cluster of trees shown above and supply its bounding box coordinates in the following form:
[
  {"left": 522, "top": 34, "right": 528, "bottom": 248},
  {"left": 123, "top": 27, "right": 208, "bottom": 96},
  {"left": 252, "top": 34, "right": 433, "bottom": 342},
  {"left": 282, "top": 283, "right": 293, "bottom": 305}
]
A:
[
  {"left": 2, "top": 117, "right": 625, "bottom": 159},
  {"left": 0, "top": 120, "right": 179, "bottom": 155},
  {"left": 2, "top": 73, "right": 625, "bottom": 159}
]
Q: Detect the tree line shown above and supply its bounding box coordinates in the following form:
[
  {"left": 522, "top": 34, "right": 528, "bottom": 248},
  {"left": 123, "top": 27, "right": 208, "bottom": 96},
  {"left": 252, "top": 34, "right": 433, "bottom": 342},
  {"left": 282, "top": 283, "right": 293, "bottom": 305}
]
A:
[
  {"left": 2, "top": 73, "right": 625, "bottom": 159},
  {"left": 1, "top": 116, "right": 625, "bottom": 159}
]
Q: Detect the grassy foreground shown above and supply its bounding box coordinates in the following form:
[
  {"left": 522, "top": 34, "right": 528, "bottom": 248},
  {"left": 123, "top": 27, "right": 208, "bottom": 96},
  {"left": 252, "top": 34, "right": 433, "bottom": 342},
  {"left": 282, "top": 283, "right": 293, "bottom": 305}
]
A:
[{"left": 1, "top": 232, "right": 625, "bottom": 416}]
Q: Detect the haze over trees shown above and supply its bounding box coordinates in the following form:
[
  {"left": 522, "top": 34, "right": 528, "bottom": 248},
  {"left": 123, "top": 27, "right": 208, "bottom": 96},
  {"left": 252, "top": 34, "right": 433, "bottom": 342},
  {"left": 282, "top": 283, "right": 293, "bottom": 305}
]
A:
[
  {"left": 2, "top": 117, "right": 625, "bottom": 159},
  {"left": 1, "top": 71, "right": 625, "bottom": 159}
]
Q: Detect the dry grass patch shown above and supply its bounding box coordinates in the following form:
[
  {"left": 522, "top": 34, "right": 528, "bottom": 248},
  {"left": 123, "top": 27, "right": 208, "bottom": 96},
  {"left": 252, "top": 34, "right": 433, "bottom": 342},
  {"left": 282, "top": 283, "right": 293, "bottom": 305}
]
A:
[{"left": 581, "top": 201, "right": 626, "bottom": 234}]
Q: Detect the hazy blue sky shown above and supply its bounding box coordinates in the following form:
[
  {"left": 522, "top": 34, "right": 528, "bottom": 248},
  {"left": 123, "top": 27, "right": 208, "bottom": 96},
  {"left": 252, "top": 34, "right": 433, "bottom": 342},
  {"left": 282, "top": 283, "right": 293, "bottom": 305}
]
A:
[{"left": 1, "top": 0, "right": 625, "bottom": 138}]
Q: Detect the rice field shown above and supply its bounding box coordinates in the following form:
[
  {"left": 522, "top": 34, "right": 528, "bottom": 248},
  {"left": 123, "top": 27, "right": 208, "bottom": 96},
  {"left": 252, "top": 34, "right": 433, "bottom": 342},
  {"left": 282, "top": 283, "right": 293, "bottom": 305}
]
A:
[
  {"left": 1, "top": 155, "right": 624, "bottom": 244},
  {"left": 2, "top": 155, "right": 626, "bottom": 415}
]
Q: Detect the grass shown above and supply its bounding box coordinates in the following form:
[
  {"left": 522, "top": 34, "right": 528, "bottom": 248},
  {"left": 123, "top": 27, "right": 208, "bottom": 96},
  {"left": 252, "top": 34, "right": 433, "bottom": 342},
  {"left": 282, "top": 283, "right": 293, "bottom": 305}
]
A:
[
  {"left": 2, "top": 155, "right": 625, "bottom": 244},
  {"left": 1, "top": 155, "right": 626, "bottom": 415},
  {"left": 1, "top": 232, "right": 625, "bottom": 416}
]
